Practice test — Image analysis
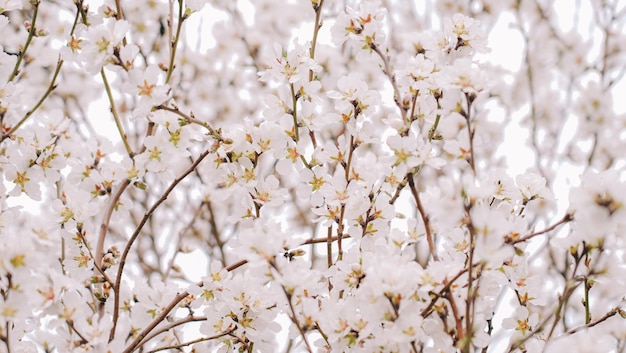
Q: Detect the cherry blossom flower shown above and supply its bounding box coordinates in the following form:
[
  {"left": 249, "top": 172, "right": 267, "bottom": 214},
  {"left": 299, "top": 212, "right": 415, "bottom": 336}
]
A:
[
  {"left": 386, "top": 132, "right": 443, "bottom": 170},
  {"left": 0, "top": 0, "right": 20, "bottom": 13},
  {"left": 79, "top": 19, "right": 130, "bottom": 73},
  {"left": 502, "top": 306, "right": 539, "bottom": 339},
  {"left": 258, "top": 42, "right": 321, "bottom": 84},
  {"left": 398, "top": 54, "right": 440, "bottom": 93},
  {"left": 186, "top": 0, "right": 208, "bottom": 13},
  {"left": 251, "top": 174, "right": 288, "bottom": 207},
  {"left": 124, "top": 65, "right": 171, "bottom": 117},
  {"left": 331, "top": 0, "right": 387, "bottom": 50},
  {"left": 327, "top": 73, "right": 381, "bottom": 121},
  {"left": 567, "top": 170, "right": 626, "bottom": 247},
  {"left": 443, "top": 13, "right": 489, "bottom": 55}
]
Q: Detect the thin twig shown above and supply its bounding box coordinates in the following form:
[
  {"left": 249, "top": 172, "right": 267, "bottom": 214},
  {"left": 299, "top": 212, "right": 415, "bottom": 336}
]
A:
[
  {"left": 567, "top": 307, "right": 625, "bottom": 334},
  {"left": 122, "top": 290, "right": 195, "bottom": 353},
  {"left": 370, "top": 44, "right": 406, "bottom": 119},
  {"left": 463, "top": 93, "right": 476, "bottom": 174},
  {"left": 2, "top": 0, "right": 84, "bottom": 142},
  {"left": 2, "top": 58, "right": 64, "bottom": 142},
  {"left": 272, "top": 260, "right": 314, "bottom": 353},
  {"left": 146, "top": 328, "right": 237, "bottom": 353},
  {"left": 515, "top": 3, "right": 549, "bottom": 181},
  {"left": 8, "top": 1, "right": 40, "bottom": 82},
  {"left": 140, "top": 315, "right": 208, "bottom": 348},
  {"left": 206, "top": 200, "right": 227, "bottom": 267},
  {"left": 389, "top": 175, "right": 408, "bottom": 204},
  {"left": 507, "top": 213, "right": 573, "bottom": 245},
  {"left": 165, "top": 0, "right": 187, "bottom": 84},
  {"left": 155, "top": 104, "right": 225, "bottom": 142},
  {"left": 101, "top": 69, "right": 134, "bottom": 156},
  {"left": 309, "top": 0, "right": 325, "bottom": 81}
]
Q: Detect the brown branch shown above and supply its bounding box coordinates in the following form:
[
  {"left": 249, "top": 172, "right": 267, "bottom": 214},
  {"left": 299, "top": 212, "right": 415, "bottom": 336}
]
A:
[
  {"left": 122, "top": 258, "right": 249, "bottom": 353},
  {"left": 226, "top": 259, "right": 248, "bottom": 272},
  {"left": 146, "top": 328, "right": 237, "bottom": 353},
  {"left": 461, "top": 202, "right": 477, "bottom": 353},
  {"left": 445, "top": 290, "right": 464, "bottom": 345},
  {"left": 463, "top": 93, "right": 476, "bottom": 174},
  {"left": 284, "top": 287, "right": 313, "bottom": 352},
  {"left": 155, "top": 105, "right": 225, "bottom": 142},
  {"left": 119, "top": 219, "right": 362, "bottom": 351},
  {"left": 370, "top": 44, "right": 406, "bottom": 119},
  {"left": 567, "top": 307, "right": 625, "bottom": 334},
  {"left": 305, "top": 233, "right": 350, "bottom": 245},
  {"left": 96, "top": 108, "right": 156, "bottom": 270},
  {"left": 122, "top": 290, "right": 194, "bottom": 353},
  {"left": 96, "top": 180, "right": 130, "bottom": 268},
  {"left": 421, "top": 268, "right": 469, "bottom": 317},
  {"left": 389, "top": 175, "right": 408, "bottom": 204},
  {"left": 407, "top": 172, "right": 438, "bottom": 261},
  {"left": 507, "top": 213, "right": 573, "bottom": 245},
  {"left": 140, "top": 315, "right": 207, "bottom": 348},
  {"left": 326, "top": 226, "right": 333, "bottom": 269},
  {"left": 7, "top": 1, "right": 40, "bottom": 83},
  {"left": 309, "top": 0, "right": 325, "bottom": 82},
  {"left": 270, "top": 260, "right": 313, "bottom": 353},
  {"left": 111, "top": 148, "right": 212, "bottom": 342},
  {"left": 206, "top": 200, "right": 227, "bottom": 267}
]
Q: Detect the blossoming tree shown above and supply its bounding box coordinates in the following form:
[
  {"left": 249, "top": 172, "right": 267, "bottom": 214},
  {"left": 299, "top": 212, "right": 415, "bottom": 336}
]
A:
[{"left": 1, "top": 0, "right": 626, "bottom": 352}]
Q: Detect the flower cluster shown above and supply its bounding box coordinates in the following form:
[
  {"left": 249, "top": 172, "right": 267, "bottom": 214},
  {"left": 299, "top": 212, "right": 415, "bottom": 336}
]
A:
[{"left": 0, "top": 0, "right": 625, "bottom": 352}]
